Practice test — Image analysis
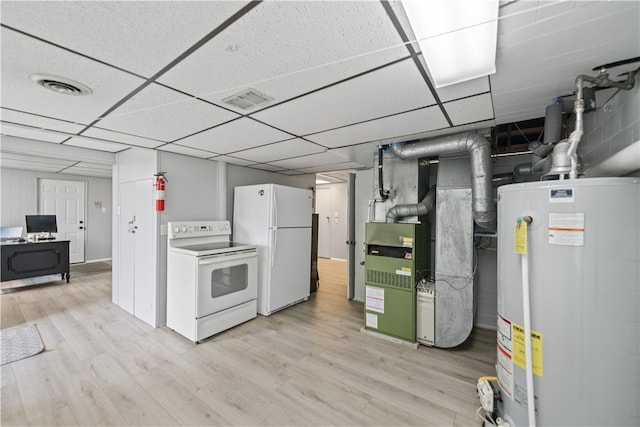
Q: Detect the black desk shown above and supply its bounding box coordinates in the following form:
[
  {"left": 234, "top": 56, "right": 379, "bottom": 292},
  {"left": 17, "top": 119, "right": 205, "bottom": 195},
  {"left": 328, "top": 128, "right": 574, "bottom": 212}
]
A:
[{"left": 1, "top": 240, "right": 70, "bottom": 282}]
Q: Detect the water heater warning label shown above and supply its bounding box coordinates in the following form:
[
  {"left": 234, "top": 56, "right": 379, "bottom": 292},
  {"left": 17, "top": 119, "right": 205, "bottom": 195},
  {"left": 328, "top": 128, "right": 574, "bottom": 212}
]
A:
[
  {"left": 512, "top": 323, "right": 544, "bottom": 377},
  {"left": 548, "top": 212, "right": 584, "bottom": 246}
]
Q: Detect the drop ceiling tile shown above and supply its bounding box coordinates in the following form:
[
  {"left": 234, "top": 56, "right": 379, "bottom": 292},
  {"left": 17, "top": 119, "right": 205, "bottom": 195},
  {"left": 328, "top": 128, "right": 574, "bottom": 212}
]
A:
[
  {"left": 158, "top": 1, "right": 410, "bottom": 108},
  {"left": 1, "top": 109, "right": 86, "bottom": 133},
  {"left": 1, "top": 2, "right": 250, "bottom": 77},
  {"left": 247, "top": 164, "right": 287, "bottom": 173},
  {"left": 305, "top": 106, "right": 449, "bottom": 148},
  {"left": 267, "top": 151, "right": 351, "bottom": 170},
  {"left": 156, "top": 144, "right": 218, "bottom": 159},
  {"left": 1, "top": 28, "right": 145, "bottom": 124},
  {"left": 62, "top": 166, "right": 112, "bottom": 178},
  {"left": 176, "top": 118, "right": 292, "bottom": 154},
  {"left": 435, "top": 77, "right": 490, "bottom": 103},
  {"left": 0, "top": 152, "right": 75, "bottom": 171},
  {"left": 231, "top": 138, "right": 325, "bottom": 163},
  {"left": 444, "top": 94, "right": 495, "bottom": 126},
  {"left": 210, "top": 155, "right": 256, "bottom": 167},
  {"left": 0, "top": 122, "right": 68, "bottom": 143},
  {"left": 279, "top": 170, "right": 304, "bottom": 176},
  {"left": 252, "top": 59, "right": 435, "bottom": 136},
  {"left": 83, "top": 127, "right": 163, "bottom": 149},
  {"left": 297, "top": 162, "right": 365, "bottom": 174},
  {"left": 96, "top": 83, "right": 240, "bottom": 142},
  {"left": 329, "top": 142, "right": 380, "bottom": 166},
  {"left": 64, "top": 137, "right": 128, "bottom": 153}
]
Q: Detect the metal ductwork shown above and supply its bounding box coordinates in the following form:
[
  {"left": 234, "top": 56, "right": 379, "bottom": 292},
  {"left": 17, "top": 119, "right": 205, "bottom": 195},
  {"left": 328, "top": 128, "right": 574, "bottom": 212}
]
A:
[
  {"left": 386, "top": 185, "right": 436, "bottom": 223},
  {"left": 390, "top": 132, "right": 496, "bottom": 230}
]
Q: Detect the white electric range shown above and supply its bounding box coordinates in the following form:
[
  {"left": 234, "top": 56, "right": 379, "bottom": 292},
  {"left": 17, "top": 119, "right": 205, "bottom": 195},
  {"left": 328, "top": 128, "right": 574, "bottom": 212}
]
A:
[{"left": 166, "top": 220, "right": 258, "bottom": 343}]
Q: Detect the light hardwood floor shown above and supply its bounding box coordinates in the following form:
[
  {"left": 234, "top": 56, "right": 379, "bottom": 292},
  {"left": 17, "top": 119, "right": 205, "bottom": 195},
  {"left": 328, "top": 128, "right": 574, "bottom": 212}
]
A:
[{"left": 1, "top": 258, "right": 496, "bottom": 426}]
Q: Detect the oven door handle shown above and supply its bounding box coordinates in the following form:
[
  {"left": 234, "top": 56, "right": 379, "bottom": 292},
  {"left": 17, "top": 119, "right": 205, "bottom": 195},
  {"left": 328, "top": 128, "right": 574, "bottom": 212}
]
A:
[{"left": 198, "top": 251, "right": 256, "bottom": 265}]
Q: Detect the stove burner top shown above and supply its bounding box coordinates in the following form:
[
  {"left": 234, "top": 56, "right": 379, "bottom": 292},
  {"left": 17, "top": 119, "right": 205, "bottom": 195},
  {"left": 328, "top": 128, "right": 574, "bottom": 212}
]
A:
[{"left": 171, "top": 241, "right": 256, "bottom": 257}]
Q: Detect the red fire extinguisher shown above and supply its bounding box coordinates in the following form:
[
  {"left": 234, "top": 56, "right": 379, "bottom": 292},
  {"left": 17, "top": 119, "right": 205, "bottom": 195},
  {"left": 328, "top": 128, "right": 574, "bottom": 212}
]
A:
[{"left": 154, "top": 173, "right": 167, "bottom": 211}]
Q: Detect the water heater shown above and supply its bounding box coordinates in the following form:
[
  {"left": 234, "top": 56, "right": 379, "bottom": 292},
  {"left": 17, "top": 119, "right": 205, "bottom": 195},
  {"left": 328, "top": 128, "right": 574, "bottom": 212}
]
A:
[{"left": 496, "top": 177, "right": 639, "bottom": 426}]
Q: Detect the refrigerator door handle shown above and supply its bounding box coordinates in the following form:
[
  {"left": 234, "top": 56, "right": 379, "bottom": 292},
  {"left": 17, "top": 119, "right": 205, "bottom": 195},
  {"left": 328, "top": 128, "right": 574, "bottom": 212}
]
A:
[
  {"left": 271, "top": 228, "right": 277, "bottom": 267},
  {"left": 273, "top": 191, "right": 278, "bottom": 228}
]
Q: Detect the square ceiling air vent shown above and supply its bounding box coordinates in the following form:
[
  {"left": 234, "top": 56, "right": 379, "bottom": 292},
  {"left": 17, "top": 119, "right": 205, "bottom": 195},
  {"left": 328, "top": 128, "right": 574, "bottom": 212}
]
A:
[{"left": 222, "top": 89, "right": 273, "bottom": 110}]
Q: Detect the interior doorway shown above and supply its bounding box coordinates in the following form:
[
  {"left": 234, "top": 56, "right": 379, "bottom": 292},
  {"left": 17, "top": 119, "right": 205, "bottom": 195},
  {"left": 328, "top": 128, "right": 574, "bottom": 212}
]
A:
[{"left": 38, "top": 178, "right": 85, "bottom": 263}]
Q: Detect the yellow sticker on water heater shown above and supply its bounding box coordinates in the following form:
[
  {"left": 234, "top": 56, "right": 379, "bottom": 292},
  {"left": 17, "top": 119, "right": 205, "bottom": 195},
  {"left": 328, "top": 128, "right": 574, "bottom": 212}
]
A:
[
  {"left": 512, "top": 323, "right": 543, "bottom": 377},
  {"left": 514, "top": 219, "right": 527, "bottom": 254}
]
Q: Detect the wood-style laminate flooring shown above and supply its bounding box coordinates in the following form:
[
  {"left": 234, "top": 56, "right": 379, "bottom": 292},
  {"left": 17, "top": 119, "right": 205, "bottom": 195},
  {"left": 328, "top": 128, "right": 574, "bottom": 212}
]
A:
[{"left": 1, "top": 258, "right": 495, "bottom": 426}]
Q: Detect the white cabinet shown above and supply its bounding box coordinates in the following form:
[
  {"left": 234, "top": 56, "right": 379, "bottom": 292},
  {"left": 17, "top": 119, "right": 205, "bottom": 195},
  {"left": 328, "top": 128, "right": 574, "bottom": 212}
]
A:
[{"left": 115, "top": 179, "right": 159, "bottom": 327}]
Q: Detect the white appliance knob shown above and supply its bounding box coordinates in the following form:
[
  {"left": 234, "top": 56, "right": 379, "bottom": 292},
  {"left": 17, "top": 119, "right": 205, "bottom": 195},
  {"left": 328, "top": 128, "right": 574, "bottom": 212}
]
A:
[
  {"left": 174, "top": 227, "right": 180, "bottom": 233},
  {"left": 181, "top": 226, "right": 187, "bottom": 232}
]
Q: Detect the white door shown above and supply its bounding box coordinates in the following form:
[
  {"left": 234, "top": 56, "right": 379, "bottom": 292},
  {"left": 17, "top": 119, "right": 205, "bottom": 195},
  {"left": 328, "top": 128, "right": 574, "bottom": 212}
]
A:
[
  {"left": 133, "top": 179, "right": 157, "bottom": 327},
  {"left": 118, "top": 181, "right": 136, "bottom": 315},
  {"left": 39, "top": 178, "right": 85, "bottom": 263},
  {"left": 316, "top": 187, "right": 332, "bottom": 258}
]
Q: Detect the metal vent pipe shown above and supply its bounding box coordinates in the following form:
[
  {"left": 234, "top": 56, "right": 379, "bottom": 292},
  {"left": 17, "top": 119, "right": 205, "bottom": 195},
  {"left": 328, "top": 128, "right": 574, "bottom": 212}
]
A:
[
  {"left": 390, "top": 132, "right": 496, "bottom": 230},
  {"left": 386, "top": 185, "right": 436, "bottom": 223}
]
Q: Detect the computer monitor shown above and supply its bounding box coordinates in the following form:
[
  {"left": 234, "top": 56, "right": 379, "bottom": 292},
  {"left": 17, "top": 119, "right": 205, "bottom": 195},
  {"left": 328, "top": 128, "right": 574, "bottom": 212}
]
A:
[{"left": 25, "top": 215, "right": 58, "bottom": 234}]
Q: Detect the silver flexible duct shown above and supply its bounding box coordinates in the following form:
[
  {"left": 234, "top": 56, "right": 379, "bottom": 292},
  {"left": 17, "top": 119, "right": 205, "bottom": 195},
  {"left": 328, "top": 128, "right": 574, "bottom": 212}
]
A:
[
  {"left": 390, "top": 132, "right": 496, "bottom": 230},
  {"left": 386, "top": 185, "right": 436, "bottom": 223}
]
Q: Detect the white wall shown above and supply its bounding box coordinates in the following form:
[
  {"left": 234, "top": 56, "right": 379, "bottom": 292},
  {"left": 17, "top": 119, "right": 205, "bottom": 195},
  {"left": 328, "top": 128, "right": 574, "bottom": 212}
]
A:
[
  {"left": 315, "top": 182, "right": 348, "bottom": 260},
  {"left": 580, "top": 72, "right": 639, "bottom": 175},
  {"left": 226, "top": 164, "right": 315, "bottom": 222},
  {"left": 0, "top": 167, "right": 112, "bottom": 262}
]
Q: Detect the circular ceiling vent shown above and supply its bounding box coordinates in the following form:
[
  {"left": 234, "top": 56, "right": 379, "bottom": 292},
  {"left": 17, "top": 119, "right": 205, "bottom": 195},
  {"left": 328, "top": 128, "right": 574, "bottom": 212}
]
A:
[{"left": 29, "top": 73, "right": 93, "bottom": 96}]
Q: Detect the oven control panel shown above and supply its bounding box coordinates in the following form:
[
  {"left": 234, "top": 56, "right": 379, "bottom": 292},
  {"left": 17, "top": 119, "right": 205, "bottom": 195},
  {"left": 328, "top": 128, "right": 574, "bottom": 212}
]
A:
[{"left": 168, "top": 221, "right": 231, "bottom": 239}]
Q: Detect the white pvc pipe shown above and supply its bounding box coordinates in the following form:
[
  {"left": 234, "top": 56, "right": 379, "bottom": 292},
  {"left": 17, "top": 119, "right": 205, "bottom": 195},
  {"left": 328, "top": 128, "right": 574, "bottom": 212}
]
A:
[
  {"left": 521, "top": 229, "right": 536, "bottom": 427},
  {"left": 585, "top": 140, "right": 640, "bottom": 177}
]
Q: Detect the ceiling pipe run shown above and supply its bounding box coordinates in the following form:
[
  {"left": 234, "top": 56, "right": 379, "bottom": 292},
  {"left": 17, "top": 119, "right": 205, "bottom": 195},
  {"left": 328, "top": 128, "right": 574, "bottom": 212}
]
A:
[
  {"left": 386, "top": 185, "right": 436, "bottom": 223},
  {"left": 390, "top": 132, "right": 496, "bottom": 230}
]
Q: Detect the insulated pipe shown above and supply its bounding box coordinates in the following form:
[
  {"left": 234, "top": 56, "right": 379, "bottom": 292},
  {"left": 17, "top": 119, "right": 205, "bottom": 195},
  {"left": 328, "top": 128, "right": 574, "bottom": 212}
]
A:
[
  {"left": 386, "top": 185, "right": 436, "bottom": 223},
  {"left": 543, "top": 102, "right": 563, "bottom": 145},
  {"left": 390, "top": 132, "right": 496, "bottom": 230}
]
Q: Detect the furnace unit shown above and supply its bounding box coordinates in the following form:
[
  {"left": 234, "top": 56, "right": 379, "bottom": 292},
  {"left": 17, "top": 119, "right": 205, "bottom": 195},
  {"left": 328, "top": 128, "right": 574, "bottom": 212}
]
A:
[{"left": 364, "top": 222, "right": 429, "bottom": 342}]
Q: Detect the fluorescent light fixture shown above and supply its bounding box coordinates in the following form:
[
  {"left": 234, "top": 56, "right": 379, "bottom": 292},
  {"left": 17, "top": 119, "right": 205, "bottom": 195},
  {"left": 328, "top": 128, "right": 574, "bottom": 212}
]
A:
[
  {"left": 315, "top": 179, "right": 330, "bottom": 185},
  {"left": 402, "top": 0, "right": 499, "bottom": 88}
]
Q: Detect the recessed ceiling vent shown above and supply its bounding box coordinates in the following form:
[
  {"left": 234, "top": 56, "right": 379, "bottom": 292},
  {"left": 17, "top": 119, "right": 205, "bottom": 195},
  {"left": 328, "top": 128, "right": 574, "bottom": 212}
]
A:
[
  {"left": 30, "top": 73, "right": 93, "bottom": 96},
  {"left": 222, "top": 88, "right": 273, "bottom": 110}
]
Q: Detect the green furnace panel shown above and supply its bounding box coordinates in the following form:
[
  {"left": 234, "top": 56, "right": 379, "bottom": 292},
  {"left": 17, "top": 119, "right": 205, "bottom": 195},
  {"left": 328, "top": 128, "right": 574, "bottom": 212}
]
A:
[{"left": 364, "top": 222, "right": 429, "bottom": 342}]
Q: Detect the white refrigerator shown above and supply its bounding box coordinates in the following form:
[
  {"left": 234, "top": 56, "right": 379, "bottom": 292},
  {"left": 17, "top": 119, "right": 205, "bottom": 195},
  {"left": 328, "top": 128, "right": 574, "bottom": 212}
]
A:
[{"left": 233, "top": 184, "right": 312, "bottom": 316}]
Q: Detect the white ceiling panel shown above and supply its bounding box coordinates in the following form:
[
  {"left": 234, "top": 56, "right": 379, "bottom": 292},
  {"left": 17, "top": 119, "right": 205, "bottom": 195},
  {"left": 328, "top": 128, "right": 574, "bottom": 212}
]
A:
[
  {"left": 156, "top": 144, "right": 218, "bottom": 159},
  {"left": 1, "top": 1, "right": 250, "bottom": 78},
  {"left": 329, "top": 142, "right": 379, "bottom": 166},
  {"left": 96, "top": 83, "right": 240, "bottom": 142},
  {"left": 0, "top": 152, "right": 75, "bottom": 172},
  {"left": 177, "top": 118, "right": 292, "bottom": 154},
  {"left": 210, "top": 155, "right": 257, "bottom": 167},
  {"left": 83, "top": 127, "right": 163, "bottom": 149},
  {"left": 306, "top": 106, "right": 449, "bottom": 148},
  {"left": 61, "top": 165, "right": 112, "bottom": 178},
  {"left": 298, "top": 162, "right": 365, "bottom": 174},
  {"left": 444, "top": 93, "right": 495, "bottom": 126},
  {"left": 231, "top": 138, "right": 325, "bottom": 164},
  {"left": 1, "top": 28, "right": 145, "bottom": 124},
  {"left": 0, "top": 109, "right": 86, "bottom": 133},
  {"left": 159, "top": 1, "right": 410, "bottom": 110},
  {"left": 248, "top": 164, "right": 287, "bottom": 173},
  {"left": 267, "top": 151, "right": 355, "bottom": 170},
  {"left": 0, "top": 123, "right": 68, "bottom": 143},
  {"left": 279, "top": 170, "right": 305, "bottom": 176},
  {"left": 252, "top": 59, "right": 435, "bottom": 136},
  {"left": 64, "top": 137, "right": 127, "bottom": 153},
  {"left": 435, "top": 77, "right": 491, "bottom": 103}
]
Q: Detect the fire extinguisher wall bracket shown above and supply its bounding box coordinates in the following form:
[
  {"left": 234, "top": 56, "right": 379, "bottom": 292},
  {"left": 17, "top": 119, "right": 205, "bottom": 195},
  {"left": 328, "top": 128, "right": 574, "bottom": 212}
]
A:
[{"left": 154, "top": 172, "right": 167, "bottom": 211}]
